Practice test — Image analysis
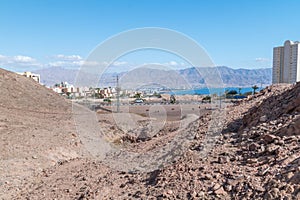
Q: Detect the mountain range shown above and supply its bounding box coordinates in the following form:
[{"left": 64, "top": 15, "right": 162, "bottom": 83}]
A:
[{"left": 34, "top": 66, "right": 272, "bottom": 89}]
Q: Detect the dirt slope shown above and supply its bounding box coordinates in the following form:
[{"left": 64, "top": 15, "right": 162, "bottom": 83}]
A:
[
  {"left": 0, "top": 68, "right": 83, "bottom": 199},
  {"left": 1, "top": 67, "right": 299, "bottom": 200}
]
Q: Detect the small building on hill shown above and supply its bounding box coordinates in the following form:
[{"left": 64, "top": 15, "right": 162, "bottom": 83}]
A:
[{"left": 17, "top": 71, "right": 41, "bottom": 83}]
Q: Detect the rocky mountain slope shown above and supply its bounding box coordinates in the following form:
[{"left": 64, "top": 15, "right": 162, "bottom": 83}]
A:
[
  {"left": 180, "top": 66, "right": 271, "bottom": 87},
  {"left": 8, "top": 81, "right": 299, "bottom": 199}
]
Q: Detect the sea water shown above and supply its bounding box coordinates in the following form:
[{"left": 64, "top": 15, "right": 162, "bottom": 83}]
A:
[{"left": 167, "top": 87, "right": 262, "bottom": 95}]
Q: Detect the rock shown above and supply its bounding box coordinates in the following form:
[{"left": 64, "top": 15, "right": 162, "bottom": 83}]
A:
[
  {"left": 249, "top": 142, "right": 259, "bottom": 151},
  {"left": 212, "top": 183, "right": 221, "bottom": 191},
  {"left": 295, "top": 190, "right": 300, "bottom": 200},
  {"left": 262, "top": 134, "right": 277, "bottom": 143},
  {"left": 266, "top": 144, "right": 279, "bottom": 153},
  {"left": 285, "top": 184, "right": 294, "bottom": 193},
  {"left": 247, "top": 158, "right": 258, "bottom": 164},
  {"left": 289, "top": 172, "right": 300, "bottom": 184},
  {"left": 166, "top": 190, "right": 173, "bottom": 195},
  {"left": 286, "top": 172, "right": 294, "bottom": 180},
  {"left": 214, "top": 186, "right": 227, "bottom": 196},
  {"left": 276, "top": 139, "right": 284, "bottom": 145},
  {"left": 260, "top": 144, "right": 266, "bottom": 152},
  {"left": 260, "top": 115, "right": 268, "bottom": 122},
  {"left": 198, "top": 191, "right": 205, "bottom": 198},
  {"left": 218, "top": 156, "right": 229, "bottom": 164},
  {"left": 258, "top": 167, "right": 270, "bottom": 176},
  {"left": 253, "top": 184, "right": 265, "bottom": 192},
  {"left": 190, "top": 190, "right": 197, "bottom": 198},
  {"left": 265, "top": 188, "right": 280, "bottom": 199},
  {"left": 224, "top": 184, "right": 232, "bottom": 192},
  {"left": 204, "top": 174, "right": 212, "bottom": 180}
]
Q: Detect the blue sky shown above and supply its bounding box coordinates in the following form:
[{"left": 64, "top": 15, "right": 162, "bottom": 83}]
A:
[{"left": 0, "top": 0, "right": 300, "bottom": 72}]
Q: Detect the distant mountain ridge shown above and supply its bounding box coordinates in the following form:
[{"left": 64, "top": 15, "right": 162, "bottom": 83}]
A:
[
  {"left": 180, "top": 66, "right": 271, "bottom": 87},
  {"left": 34, "top": 66, "right": 272, "bottom": 88}
]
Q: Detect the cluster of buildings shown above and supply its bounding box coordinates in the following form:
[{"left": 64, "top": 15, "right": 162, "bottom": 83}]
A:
[
  {"left": 49, "top": 82, "right": 121, "bottom": 98},
  {"left": 16, "top": 71, "right": 146, "bottom": 99},
  {"left": 50, "top": 82, "right": 89, "bottom": 98},
  {"left": 272, "top": 40, "right": 300, "bottom": 84}
]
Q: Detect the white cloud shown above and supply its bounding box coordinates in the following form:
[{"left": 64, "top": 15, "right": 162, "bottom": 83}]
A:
[
  {"left": 161, "top": 61, "right": 188, "bottom": 68},
  {"left": 0, "top": 54, "right": 41, "bottom": 70},
  {"left": 0, "top": 53, "right": 190, "bottom": 73},
  {"left": 53, "top": 54, "right": 83, "bottom": 61},
  {"left": 49, "top": 60, "right": 83, "bottom": 68},
  {"left": 112, "top": 61, "right": 128, "bottom": 66},
  {"left": 49, "top": 54, "right": 86, "bottom": 68},
  {"left": 0, "top": 54, "right": 7, "bottom": 61},
  {"left": 13, "top": 55, "right": 36, "bottom": 63},
  {"left": 49, "top": 60, "right": 101, "bottom": 68},
  {"left": 255, "top": 57, "right": 270, "bottom": 62},
  {"left": 169, "top": 61, "right": 178, "bottom": 66}
]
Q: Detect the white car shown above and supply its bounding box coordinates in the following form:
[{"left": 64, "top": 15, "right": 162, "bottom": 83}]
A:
[{"left": 134, "top": 99, "right": 144, "bottom": 103}]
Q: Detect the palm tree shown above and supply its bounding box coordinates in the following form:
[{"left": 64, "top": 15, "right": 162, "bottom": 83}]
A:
[
  {"left": 252, "top": 85, "right": 259, "bottom": 94},
  {"left": 238, "top": 88, "right": 242, "bottom": 95}
]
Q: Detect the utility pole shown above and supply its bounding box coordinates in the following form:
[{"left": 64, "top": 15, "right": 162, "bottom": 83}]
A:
[
  {"left": 219, "top": 92, "right": 222, "bottom": 109},
  {"left": 116, "top": 75, "right": 120, "bottom": 113}
]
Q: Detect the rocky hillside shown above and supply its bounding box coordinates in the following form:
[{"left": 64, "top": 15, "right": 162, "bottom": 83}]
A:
[
  {"left": 241, "top": 83, "right": 300, "bottom": 134},
  {"left": 222, "top": 83, "right": 300, "bottom": 198},
  {"left": 10, "top": 82, "right": 299, "bottom": 199}
]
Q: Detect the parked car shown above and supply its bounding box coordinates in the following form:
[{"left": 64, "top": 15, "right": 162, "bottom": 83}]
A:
[{"left": 134, "top": 98, "right": 144, "bottom": 103}]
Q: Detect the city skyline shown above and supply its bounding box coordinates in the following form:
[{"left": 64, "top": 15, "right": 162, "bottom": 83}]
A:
[{"left": 1, "top": 0, "right": 300, "bottom": 72}]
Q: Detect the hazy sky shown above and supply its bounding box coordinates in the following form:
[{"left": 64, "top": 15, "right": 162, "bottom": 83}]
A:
[{"left": 0, "top": 0, "right": 300, "bottom": 72}]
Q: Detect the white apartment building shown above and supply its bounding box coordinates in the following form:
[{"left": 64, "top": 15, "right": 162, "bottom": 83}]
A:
[{"left": 273, "top": 40, "right": 300, "bottom": 84}]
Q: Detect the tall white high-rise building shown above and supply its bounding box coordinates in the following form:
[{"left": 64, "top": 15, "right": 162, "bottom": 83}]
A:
[{"left": 272, "top": 40, "right": 300, "bottom": 84}]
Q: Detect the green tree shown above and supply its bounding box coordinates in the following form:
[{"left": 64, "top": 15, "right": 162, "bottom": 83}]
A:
[
  {"left": 66, "top": 92, "right": 72, "bottom": 99},
  {"left": 133, "top": 93, "right": 141, "bottom": 99},
  {"left": 227, "top": 90, "right": 238, "bottom": 95},
  {"left": 202, "top": 95, "right": 211, "bottom": 103}
]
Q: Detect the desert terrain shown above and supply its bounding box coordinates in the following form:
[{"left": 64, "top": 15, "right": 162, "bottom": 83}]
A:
[{"left": 0, "top": 68, "right": 300, "bottom": 199}]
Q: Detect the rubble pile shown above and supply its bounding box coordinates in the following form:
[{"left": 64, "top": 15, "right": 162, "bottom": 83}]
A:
[
  {"left": 139, "top": 83, "right": 300, "bottom": 199},
  {"left": 231, "top": 83, "right": 300, "bottom": 199}
]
